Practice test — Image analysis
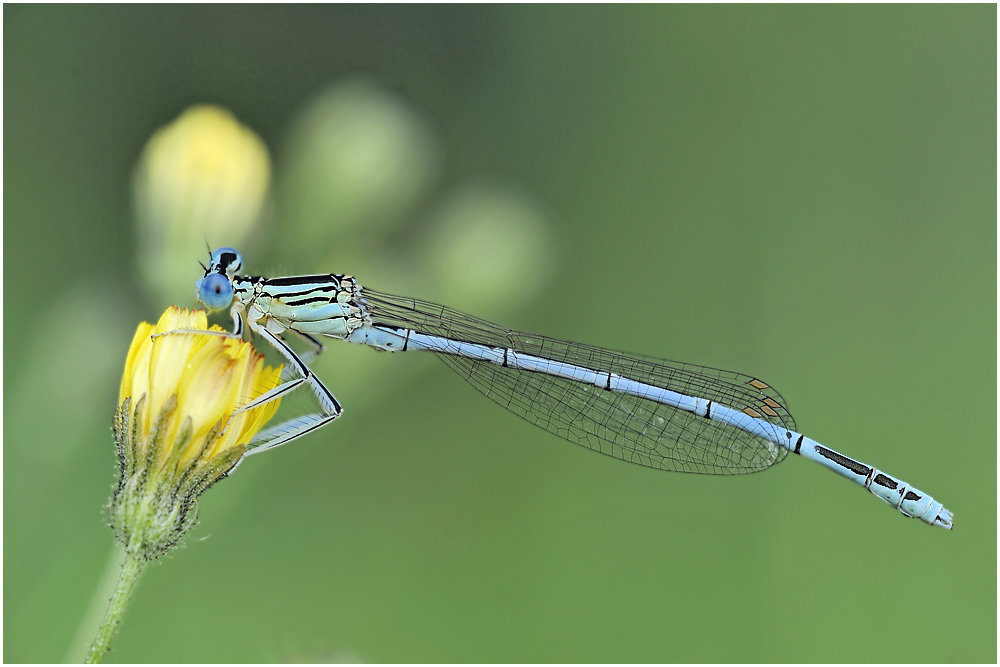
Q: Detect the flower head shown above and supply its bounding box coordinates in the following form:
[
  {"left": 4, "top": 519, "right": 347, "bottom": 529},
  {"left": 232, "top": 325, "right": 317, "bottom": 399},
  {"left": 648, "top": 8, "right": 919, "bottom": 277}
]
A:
[{"left": 112, "top": 307, "right": 281, "bottom": 558}]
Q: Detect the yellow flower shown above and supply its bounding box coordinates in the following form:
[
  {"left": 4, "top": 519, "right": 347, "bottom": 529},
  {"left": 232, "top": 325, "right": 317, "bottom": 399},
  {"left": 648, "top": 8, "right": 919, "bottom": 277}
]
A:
[{"left": 111, "top": 307, "right": 281, "bottom": 558}]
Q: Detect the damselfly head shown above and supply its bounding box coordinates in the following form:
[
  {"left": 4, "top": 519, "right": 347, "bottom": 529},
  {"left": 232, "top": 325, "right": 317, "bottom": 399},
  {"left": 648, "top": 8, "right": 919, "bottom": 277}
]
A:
[{"left": 195, "top": 247, "right": 241, "bottom": 310}]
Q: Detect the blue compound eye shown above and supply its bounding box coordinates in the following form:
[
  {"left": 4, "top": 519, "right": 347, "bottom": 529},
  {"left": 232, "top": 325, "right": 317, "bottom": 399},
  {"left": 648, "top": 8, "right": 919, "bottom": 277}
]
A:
[{"left": 197, "top": 272, "right": 234, "bottom": 311}]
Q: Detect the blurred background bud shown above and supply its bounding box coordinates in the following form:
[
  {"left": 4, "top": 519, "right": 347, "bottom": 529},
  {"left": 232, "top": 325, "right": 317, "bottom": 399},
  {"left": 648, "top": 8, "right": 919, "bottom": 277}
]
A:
[
  {"left": 133, "top": 105, "right": 271, "bottom": 307},
  {"left": 276, "top": 79, "right": 440, "bottom": 269},
  {"left": 417, "top": 184, "right": 553, "bottom": 315}
]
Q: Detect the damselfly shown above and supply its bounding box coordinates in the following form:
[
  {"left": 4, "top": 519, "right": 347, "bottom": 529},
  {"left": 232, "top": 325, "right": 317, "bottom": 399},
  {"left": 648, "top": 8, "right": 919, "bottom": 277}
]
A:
[{"left": 179, "top": 247, "right": 953, "bottom": 529}]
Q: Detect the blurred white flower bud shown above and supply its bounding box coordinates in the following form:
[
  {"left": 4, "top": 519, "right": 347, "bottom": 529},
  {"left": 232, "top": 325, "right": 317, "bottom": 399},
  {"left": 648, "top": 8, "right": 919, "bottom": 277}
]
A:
[
  {"left": 278, "top": 79, "right": 440, "bottom": 268},
  {"left": 133, "top": 105, "right": 271, "bottom": 306}
]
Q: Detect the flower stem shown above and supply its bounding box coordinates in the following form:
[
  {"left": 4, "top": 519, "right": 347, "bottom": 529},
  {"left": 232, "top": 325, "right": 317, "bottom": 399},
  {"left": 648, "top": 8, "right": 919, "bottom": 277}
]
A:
[{"left": 85, "top": 550, "right": 146, "bottom": 664}]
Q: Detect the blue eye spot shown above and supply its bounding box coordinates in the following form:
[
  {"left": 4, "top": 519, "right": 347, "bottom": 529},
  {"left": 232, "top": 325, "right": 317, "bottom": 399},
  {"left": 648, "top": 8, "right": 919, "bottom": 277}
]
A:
[
  {"left": 209, "top": 247, "right": 243, "bottom": 275},
  {"left": 197, "top": 273, "right": 234, "bottom": 311}
]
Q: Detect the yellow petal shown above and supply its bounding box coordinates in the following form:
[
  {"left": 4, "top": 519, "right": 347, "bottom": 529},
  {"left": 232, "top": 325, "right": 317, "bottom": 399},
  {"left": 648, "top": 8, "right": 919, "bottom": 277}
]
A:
[
  {"left": 205, "top": 351, "right": 280, "bottom": 459},
  {"left": 120, "top": 321, "right": 155, "bottom": 405},
  {"left": 240, "top": 361, "right": 284, "bottom": 442},
  {"left": 173, "top": 337, "right": 248, "bottom": 467},
  {"left": 146, "top": 308, "right": 211, "bottom": 436},
  {"left": 232, "top": 361, "right": 284, "bottom": 457}
]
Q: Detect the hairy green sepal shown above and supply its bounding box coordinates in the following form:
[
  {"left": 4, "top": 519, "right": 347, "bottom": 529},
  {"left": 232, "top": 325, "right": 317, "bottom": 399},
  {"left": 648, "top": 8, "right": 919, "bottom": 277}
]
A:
[{"left": 110, "top": 395, "right": 247, "bottom": 560}]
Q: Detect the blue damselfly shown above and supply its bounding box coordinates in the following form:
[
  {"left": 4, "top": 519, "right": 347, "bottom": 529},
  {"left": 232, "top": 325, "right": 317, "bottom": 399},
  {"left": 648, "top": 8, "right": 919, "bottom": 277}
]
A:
[{"left": 175, "top": 247, "right": 953, "bottom": 529}]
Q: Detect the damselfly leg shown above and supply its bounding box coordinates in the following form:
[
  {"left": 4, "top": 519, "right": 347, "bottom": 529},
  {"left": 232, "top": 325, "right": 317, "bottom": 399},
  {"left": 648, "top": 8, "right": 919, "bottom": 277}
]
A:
[{"left": 153, "top": 324, "right": 342, "bottom": 456}]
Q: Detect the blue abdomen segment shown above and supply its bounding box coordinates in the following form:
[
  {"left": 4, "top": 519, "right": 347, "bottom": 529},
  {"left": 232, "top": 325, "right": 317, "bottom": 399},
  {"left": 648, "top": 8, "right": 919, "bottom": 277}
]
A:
[{"left": 793, "top": 435, "right": 953, "bottom": 529}]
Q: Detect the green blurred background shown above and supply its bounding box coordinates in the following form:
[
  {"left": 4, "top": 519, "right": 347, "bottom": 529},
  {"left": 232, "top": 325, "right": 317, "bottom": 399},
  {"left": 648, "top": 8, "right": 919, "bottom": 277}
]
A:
[{"left": 4, "top": 5, "right": 996, "bottom": 663}]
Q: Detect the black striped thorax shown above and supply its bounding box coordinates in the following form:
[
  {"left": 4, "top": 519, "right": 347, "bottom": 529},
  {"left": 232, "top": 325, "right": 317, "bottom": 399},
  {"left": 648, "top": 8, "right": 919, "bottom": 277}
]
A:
[{"left": 233, "top": 274, "right": 369, "bottom": 318}]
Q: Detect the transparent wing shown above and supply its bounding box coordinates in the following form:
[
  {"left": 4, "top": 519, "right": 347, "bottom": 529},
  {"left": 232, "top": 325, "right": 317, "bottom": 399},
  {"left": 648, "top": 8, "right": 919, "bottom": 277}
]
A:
[{"left": 363, "top": 290, "right": 795, "bottom": 475}]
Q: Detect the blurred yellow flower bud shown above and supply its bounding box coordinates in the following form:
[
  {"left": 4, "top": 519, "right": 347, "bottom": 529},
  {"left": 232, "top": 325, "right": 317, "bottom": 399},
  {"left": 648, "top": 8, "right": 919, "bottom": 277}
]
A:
[
  {"left": 111, "top": 307, "right": 281, "bottom": 559},
  {"left": 133, "top": 106, "right": 271, "bottom": 307}
]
